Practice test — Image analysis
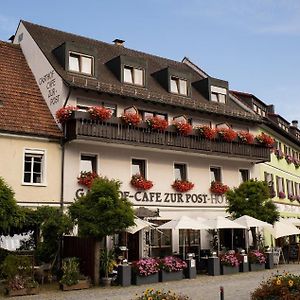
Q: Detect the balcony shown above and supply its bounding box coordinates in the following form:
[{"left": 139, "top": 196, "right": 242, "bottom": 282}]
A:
[{"left": 65, "top": 112, "right": 270, "bottom": 162}]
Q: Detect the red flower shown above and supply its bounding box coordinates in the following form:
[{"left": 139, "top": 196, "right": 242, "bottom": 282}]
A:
[
  {"left": 210, "top": 181, "right": 229, "bottom": 195},
  {"left": 172, "top": 180, "right": 194, "bottom": 192},
  {"left": 256, "top": 133, "right": 275, "bottom": 148},
  {"left": 55, "top": 106, "right": 78, "bottom": 124},
  {"left": 197, "top": 125, "right": 217, "bottom": 140},
  {"left": 77, "top": 171, "right": 99, "bottom": 188},
  {"left": 88, "top": 106, "right": 112, "bottom": 121},
  {"left": 121, "top": 112, "right": 142, "bottom": 126},
  {"left": 146, "top": 116, "right": 169, "bottom": 131},
  {"left": 217, "top": 128, "right": 237, "bottom": 142},
  {"left": 237, "top": 131, "right": 254, "bottom": 144},
  {"left": 131, "top": 174, "right": 153, "bottom": 190},
  {"left": 173, "top": 122, "right": 193, "bottom": 136}
]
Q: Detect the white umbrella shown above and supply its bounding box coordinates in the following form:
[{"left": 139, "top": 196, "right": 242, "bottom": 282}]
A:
[
  {"left": 280, "top": 218, "right": 300, "bottom": 227},
  {"left": 126, "top": 217, "right": 155, "bottom": 234},
  {"left": 270, "top": 220, "right": 300, "bottom": 239}
]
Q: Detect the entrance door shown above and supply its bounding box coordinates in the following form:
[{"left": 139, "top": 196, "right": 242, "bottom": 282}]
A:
[{"left": 127, "top": 232, "right": 139, "bottom": 261}]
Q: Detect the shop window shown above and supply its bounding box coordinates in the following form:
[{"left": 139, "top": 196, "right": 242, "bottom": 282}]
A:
[
  {"left": 124, "top": 65, "right": 144, "bottom": 86},
  {"left": 69, "top": 52, "right": 93, "bottom": 75},
  {"left": 80, "top": 154, "right": 97, "bottom": 173},
  {"left": 239, "top": 169, "right": 249, "bottom": 183},
  {"left": 23, "top": 149, "right": 45, "bottom": 184},
  {"left": 132, "top": 159, "right": 146, "bottom": 177},
  {"left": 210, "top": 166, "right": 221, "bottom": 182},
  {"left": 174, "top": 163, "right": 187, "bottom": 181},
  {"left": 170, "top": 76, "right": 187, "bottom": 96}
]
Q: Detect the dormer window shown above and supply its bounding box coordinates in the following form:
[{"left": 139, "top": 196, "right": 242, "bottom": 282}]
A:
[
  {"left": 69, "top": 52, "right": 93, "bottom": 75},
  {"left": 170, "top": 76, "right": 187, "bottom": 96},
  {"left": 124, "top": 65, "right": 144, "bottom": 86},
  {"left": 211, "top": 86, "right": 226, "bottom": 103}
]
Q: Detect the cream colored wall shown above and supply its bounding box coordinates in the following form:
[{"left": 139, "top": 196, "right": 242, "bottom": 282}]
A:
[{"left": 0, "top": 134, "right": 61, "bottom": 205}]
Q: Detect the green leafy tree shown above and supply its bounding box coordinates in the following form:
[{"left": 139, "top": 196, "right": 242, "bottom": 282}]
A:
[{"left": 226, "top": 179, "right": 279, "bottom": 248}]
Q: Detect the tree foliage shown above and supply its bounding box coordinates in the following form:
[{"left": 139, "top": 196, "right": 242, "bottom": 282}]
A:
[
  {"left": 69, "top": 177, "right": 135, "bottom": 240},
  {"left": 226, "top": 179, "right": 279, "bottom": 224}
]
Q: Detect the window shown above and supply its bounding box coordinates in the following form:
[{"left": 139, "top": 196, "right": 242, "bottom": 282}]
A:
[
  {"left": 264, "top": 172, "right": 275, "bottom": 195},
  {"left": 239, "top": 169, "right": 249, "bottom": 183},
  {"left": 132, "top": 159, "right": 146, "bottom": 177},
  {"left": 287, "top": 179, "right": 294, "bottom": 197},
  {"left": 295, "top": 182, "right": 300, "bottom": 197},
  {"left": 80, "top": 154, "right": 97, "bottom": 173},
  {"left": 77, "top": 101, "right": 117, "bottom": 117},
  {"left": 69, "top": 52, "right": 93, "bottom": 75},
  {"left": 23, "top": 150, "right": 45, "bottom": 184},
  {"left": 124, "top": 66, "right": 144, "bottom": 86},
  {"left": 276, "top": 176, "right": 285, "bottom": 194},
  {"left": 211, "top": 86, "right": 226, "bottom": 103},
  {"left": 140, "top": 111, "right": 167, "bottom": 121},
  {"left": 174, "top": 163, "right": 187, "bottom": 181},
  {"left": 210, "top": 166, "right": 221, "bottom": 182},
  {"left": 170, "top": 76, "right": 187, "bottom": 95}
]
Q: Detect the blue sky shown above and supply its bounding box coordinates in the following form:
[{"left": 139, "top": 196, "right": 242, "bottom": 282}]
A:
[{"left": 1, "top": 0, "right": 299, "bottom": 122}]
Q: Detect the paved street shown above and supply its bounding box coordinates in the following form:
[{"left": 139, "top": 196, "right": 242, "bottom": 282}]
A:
[{"left": 3, "top": 264, "right": 300, "bottom": 300}]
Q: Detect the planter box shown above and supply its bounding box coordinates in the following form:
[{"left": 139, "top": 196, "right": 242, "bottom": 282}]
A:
[
  {"left": 221, "top": 265, "right": 239, "bottom": 275},
  {"left": 249, "top": 263, "right": 265, "bottom": 272},
  {"left": 239, "top": 262, "right": 249, "bottom": 272},
  {"left": 159, "top": 270, "right": 183, "bottom": 282},
  {"left": 61, "top": 279, "right": 90, "bottom": 291},
  {"left": 132, "top": 273, "right": 159, "bottom": 286},
  {"left": 6, "top": 287, "right": 39, "bottom": 297}
]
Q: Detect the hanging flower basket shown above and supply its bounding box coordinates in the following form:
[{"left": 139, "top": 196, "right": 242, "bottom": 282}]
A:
[
  {"left": 131, "top": 174, "right": 153, "bottom": 190},
  {"left": 77, "top": 171, "right": 99, "bottom": 188},
  {"left": 210, "top": 181, "right": 229, "bottom": 195},
  {"left": 274, "top": 149, "right": 284, "bottom": 160},
  {"left": 121, "top": 112, "right": 141, "bottom": 126},
  {"left": 172, "top": 180, "right": 194, "bottom": 192},
  {"left": 55, "top": 106, "right": 78, "bottom": 124},
  {"left": 146, "top": 116, "right": 168, "bottom": 131},
  {"left": 197, "top": 125, "right": 217, "bottom": 140},
  {"left": 217, "top": 128, "right": 237, "bottom": 142},
  {"left": 256, "top": 133, "right": 275, "bottom": 148},
  {"left": 173, "top": 122, "right": 193, "bottom": 136},
  {"left": 88, "top": 106, "right": 112, "bottom": 121},
  {"left": 237, "top": 131, "right": 254, "bottom": 144}
]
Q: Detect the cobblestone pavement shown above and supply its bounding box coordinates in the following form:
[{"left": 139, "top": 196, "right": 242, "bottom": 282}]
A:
[{"left": 3, "top": 264, "right": 300, "bottom": 300}]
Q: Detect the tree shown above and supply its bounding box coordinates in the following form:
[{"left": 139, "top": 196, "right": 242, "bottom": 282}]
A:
[{"left": 226, "top": 179, "right": 280, "bottom": 248}]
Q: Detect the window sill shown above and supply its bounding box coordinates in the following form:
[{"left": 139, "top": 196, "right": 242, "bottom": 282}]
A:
[{"left": 22, "top": 183, "right": 47, "bottom": 187}]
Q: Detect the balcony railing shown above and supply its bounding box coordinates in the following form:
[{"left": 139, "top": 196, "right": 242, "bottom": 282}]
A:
[{"left": 65, "top": 113, "right": 270, "bottom": 162}]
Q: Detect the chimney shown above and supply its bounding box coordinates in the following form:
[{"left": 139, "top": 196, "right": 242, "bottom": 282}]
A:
[
  {"left": 267, "top": 104, "right": 275, "bottom": 114},
  {"left": 113, "top": 39, "right": 125, "bottom": 47},
  {"left": 292, "top": 120, "right": 298, "bottom": 128}
]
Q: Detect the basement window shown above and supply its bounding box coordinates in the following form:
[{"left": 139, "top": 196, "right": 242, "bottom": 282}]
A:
[{"left": 69, "top": 52, "right": 94, "bottom": 75}]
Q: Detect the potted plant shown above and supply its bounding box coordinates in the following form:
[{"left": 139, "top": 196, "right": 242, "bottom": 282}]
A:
[
  {"left": 197, "top": 125, "right": 217, "bottom": 140},
  {"left": 278, "top": 191, "right": 286, "bottom": 199},
  {"left": 55, "top": 106, "right": 78, "bottom": 124},
  {"left": 88, "top": 106, "right": 112, "bottom": 121},
  {"left": 217, "top": 128, "right": 237, "bottom": 142},
  {"left": 146, "top": 116, "right": 168, "bottom": 131},
  {"left": 131, "top": 258, "right": 159, "bottom": 285},
  {"left": 294, "top": 158, "right": 300, "bottom": 169},
  {"left": 77, "top": 171, "right": 99, "bottom": 188},
  {"left": 255, "top": 133, "right": 275, "bottom": 148},
  {"left": 248, "top": 250, "right": 266, "bottom": 271},
  {"left": 173, "top": 122, "right": 193, "bottom": 136},
  {"left": 159, "top": 256, "right": 187, "bottom": 282},
  {"left": 219, "top": 251, "right": 240, "bottom": 275},
  {"left": 2, "top": 254, "right": 39, "bottom": 297},
  {"left": 60, "top": 257, "right": 90, "bottom": 291},
  {"left": 100, "top": 249, "right": 117, "bottom": 286},
  {"left": 285, "top": 154, "right": 294, "bottom": 164},
  {"left": 210, "top": 181, "right": 229, "bottom": 195},
  {"left": 131, "top": 174, "right": 153, "bottom": 191},
  {"left": 121, "top": 112, "right": 142, "bottom": 126},
  {"left": 172, "top": 180, "right": 194, "bottom": 193},
  {"left": 237, "top": 131, "right": 254, "bottom": 144},
  {"left": 274, "top": 148, "right": 284, "bottom": 160}
]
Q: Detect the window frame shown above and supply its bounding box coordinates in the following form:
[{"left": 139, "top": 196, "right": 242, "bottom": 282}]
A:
[
  {"left": 239, "top": 169, "right": 250, "bottom": 183},
  {"left": 79, "top": 153, "right": 98, "bottom": 173},
  {"left": 123, "top": 65, "right": 145, "bottom": 86},
  {"left": 140, "top": 110, "right": 168, "bottom": 121},
  {"left": 68, "top": 51, "right": 94, "bottom": 75},
  {"left": 131, "top": 158, "right": 147, "bottom": 178},
  {"left": 173, "top": 163, "right": 187, "bottom": 181},
  {"left": 170, "top": 76, "right": 188, "bottom": 96},
  {"left": 22, "top": 149, "right": 46, "bottom": 186},
  {"left": 210, "top": 166, "right": 222, "bottom": 183}
]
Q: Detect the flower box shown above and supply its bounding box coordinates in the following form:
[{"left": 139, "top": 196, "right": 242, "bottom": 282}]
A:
[
  {"left": 159, "top": 270, "right": 183, "bottom": 282},
  {"left": 237, "top": 131, "right": 254, "bottom": 144},
  {"left": 249, "top": 263, "right": 265, "bottom": 272},
  {"left": 132, "top": 272, "right": 159, "bottom": 285},
  {"left": 131, "top": 174, "right": 153, "bottom": 191},
  {"left": 146, "top": 116, "right": 168, "bottom": 131},
  {"left": 173, "top": 122, "right": 193, "bottom": 136},
  {"left": 221, "top": 265, "right": 239, "bottom": 275},
  {"left": 60, "top": 279, "right": 90, "bottom": 291},
  {"left": 217, "top": 128, "right": 237, "bottom": 142},
  {"left": 6, "top": 287, "right": 39, "bottom": 297},
  {"left": 256, "top": 133, "right": 274, "bottom": 148},
  {"left": 197, "top": 125, "right": 217, "bottom": 140},
  {"left": 172, "top": 180, "right": 194, "bottom": 192},
  {"left": 210, "top": 181, "right": 229, "bottom": 195}
]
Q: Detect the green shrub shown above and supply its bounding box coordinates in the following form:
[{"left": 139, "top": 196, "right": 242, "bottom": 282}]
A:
[{"left": 60, "top": 257, "right": 80, "bottom": 286}]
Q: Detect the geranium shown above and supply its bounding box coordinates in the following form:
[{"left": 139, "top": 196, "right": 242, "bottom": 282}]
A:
[
  {"left": 217, "top": 128, "right": 237, "bottom": 142},
  {"left": 77, "top": 171, "right": 99, "bottom": 188},
  {"left": 248, "top": 250, "right": 266, "bottom": 264},
  {"left": 197, "top": 125, "right": 217, "bottom": 140},
  {"left": 278, "top": 191, "right": 286, "bottom": 199},
  {"left": 172, "top": 180, "right": 194, "bottom": 193},
  {"left": 131, "top": 174, "right": 153, "bottom": 191},
  {"left": 220, "top": 251, "right": 240, "bottom": 267},
  {"left": 173, "top": 122, "right": 193, "bottom": 136},
  {"left": 256, "top": 133, "right": 275, "bottom": 148},
  {"left": 159, "top": 256, "right": 187, "bottom": 273},
  {"left": 121, "top": 112, "right": 141, "bottom": 126},
  {"left": 132, "top": 258, "right": 159, "bottom": 277},
  {"left": 285, "top": 154, "right": 294, "bottom": 164},
  {"left": 88, "top": 106, "right": 112, "bottom": 121},
  {"left": 237, "top": 131, "right": 254, "bottom": 144},
  {"left": 274, "top": 148, "right": 284, "bottom": 160},
  {"left": 251, "top": 272, "right": 300, "bottom": 300},
  {"left": 55, "top": 106, "right": 78, "bottom": 124},
  {"left": 210, "top": 181, "right": 229, "bottom": 195},
  {"left": 146, "top": 116, "right": 169, "bottom": 131},
  {"left": 288, "top": 194, "right": 296, "bottom": 201}
]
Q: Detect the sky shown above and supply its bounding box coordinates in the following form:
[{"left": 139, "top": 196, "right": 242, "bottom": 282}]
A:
[{"left": 0, "top": 0, "right": 299, "bottom": 122}]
